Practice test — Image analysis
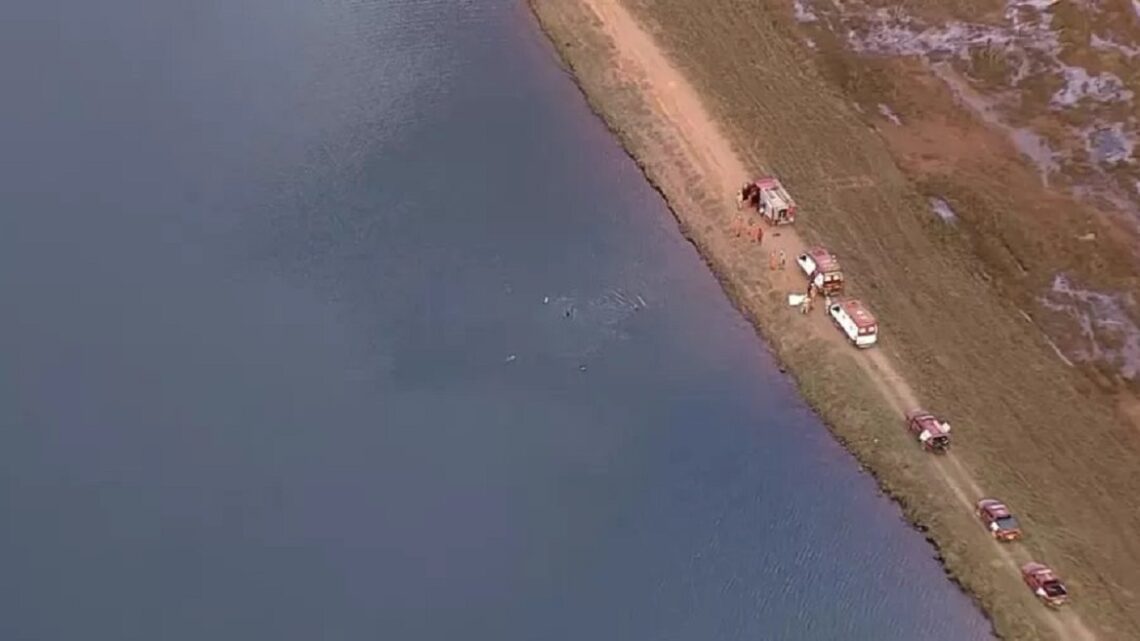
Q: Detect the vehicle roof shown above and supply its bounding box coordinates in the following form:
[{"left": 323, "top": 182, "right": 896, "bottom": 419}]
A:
[
  {"left": 908, "top": 411, "right": 948, "bottom": 435},
  {"left": 983, "top": 502, "right": 1013, "bottom": 518},
  {"left": 807, "top": 246, "right": 840, "bottom": 273},
  {"left": 1023, "top": 562, "right": 1055, "bottom": 579},
  {"left": 839, "top": 299, "right": 877, "bottom": 328},
  {"left": 754, "top": 176, "right": 796, "bottom": 203},
  {"left": 765, "top": 190, "right": 790, "bottom": 210}
]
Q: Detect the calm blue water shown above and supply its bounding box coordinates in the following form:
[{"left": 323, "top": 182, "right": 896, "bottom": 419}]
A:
[{"left": 0, "top": 0, "right": 993, "bottom": 639}]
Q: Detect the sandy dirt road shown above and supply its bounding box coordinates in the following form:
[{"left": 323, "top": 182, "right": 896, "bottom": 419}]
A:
[{"left": 566, "top": 0, "right": 1099, "bottom": 638}]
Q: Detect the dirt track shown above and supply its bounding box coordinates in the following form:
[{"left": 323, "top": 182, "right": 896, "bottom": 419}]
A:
[{"left": 530, "top": 0, "right": 1140, "bottom": 638}]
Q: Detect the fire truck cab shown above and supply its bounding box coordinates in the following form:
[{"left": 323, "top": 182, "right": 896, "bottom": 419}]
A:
[
  {"left": 976, "top": 499, "right": 1022, "bottom": 541},
  {"left": 905, "top": 409, "right": 952, "bottom": 453},
  {"left": 740, "top": 176, "right": 796, "bottom": 225},
  {"left": 796, "top": 246, "right": 844, "bottom": 295},
  {"left": 1021, "top": 562, "right": 1068, "bottom": 607}
]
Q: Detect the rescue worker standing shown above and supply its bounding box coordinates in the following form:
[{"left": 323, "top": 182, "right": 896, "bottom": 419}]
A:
[{"left": 802, "top": 283, "right": 818, "bottom": 315}]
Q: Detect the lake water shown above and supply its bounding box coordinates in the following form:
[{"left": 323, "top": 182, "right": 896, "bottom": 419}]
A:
[{"left": 0, "top": 0, "right": 993, "bottom": 639}]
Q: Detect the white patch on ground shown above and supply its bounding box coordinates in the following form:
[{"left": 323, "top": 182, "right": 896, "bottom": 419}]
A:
[
  {"left": 1091, "top": 34, "right": 1140, "bottom": 59},
  {"left": 847, "top": 19, "right": 1008, "bottom": 60},
  {"left": 1039, "top": 273, "right": 1140, "bottom": 379},
  {"left": 844, "top": 0, "right": 1063, "bottom": 87},
  {"left": 805, "top": 37, "right": 818, "bottom": 49},
  {"left": 807, "top": 0, "right": 1140, "bottom": 375},
  {"left": 837, "top": 0, "right": 1128, "bottom": 169},
  {"left": 929, "top": 197, "right": 958, "bottom": 222},
  {"left": 794, "top": 0, "right": 818, "bottom": 23},
  {"left": 878, "top": 103, "right": 902, "bottom": 124},
  {"left": 829, "top": 0, "right": 1140, "bottom": 229},
  {"left": 1051, "top": 66, "right": 1133, "bottom": 108},
  {"left": 1084, "top": 122, "right": 1136, "bottom": 165},
  {"left": 844, "top": 0, "right": 1132, "bottom": 110}
]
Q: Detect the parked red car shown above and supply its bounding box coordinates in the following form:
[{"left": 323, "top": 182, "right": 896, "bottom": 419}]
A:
[
  {"left": 905, "top": 410, "right": 951, "bottom": 453},
  {"left": 975, "top": 499, "right": 1022, "bottom": 542},
  {"left": 1021, "top": 562, "right": 1068, "bottom": 607}
]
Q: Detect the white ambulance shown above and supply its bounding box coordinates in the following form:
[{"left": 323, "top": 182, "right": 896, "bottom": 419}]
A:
[{"left": 828, "top": 298, "right": 878, "bottom": 348}]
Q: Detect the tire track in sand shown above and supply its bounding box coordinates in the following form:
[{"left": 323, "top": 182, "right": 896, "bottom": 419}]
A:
[{"left": 576, "top": 0, "right": 1097, "bottom": 638}]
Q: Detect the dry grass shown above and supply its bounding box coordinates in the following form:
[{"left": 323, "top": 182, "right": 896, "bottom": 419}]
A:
[
  {"left": 793, "top": 0, "right": 1140, "bottom": 387},
  {"left": 530, "top": 0, "right": 1140, "bottom": 638}
]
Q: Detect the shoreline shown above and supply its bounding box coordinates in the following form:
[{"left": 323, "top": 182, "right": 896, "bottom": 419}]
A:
[
  {"left": 524, "top": 0, "right": 1004, "bottom": 631},
  {"left": 525, "top": 1, "right": 1131, "bottom": 639}
]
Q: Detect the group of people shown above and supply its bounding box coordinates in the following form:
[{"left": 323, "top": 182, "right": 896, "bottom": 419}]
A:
[
  {"left": 732, "top": 215, "right": 765, "bottom": 243},
  {"left": 768, "top": 249, "right": 786, "bottom": 271},
  {"left": 733, "top": 191, "right": 821, "bottom": 315},
  {"left": 736, "top": 182, "right": 778, "bottom": 244}
]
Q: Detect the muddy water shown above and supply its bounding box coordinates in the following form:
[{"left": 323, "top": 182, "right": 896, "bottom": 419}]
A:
[{"left": 0, "top": 0, "right": 992, "bottom": 639}]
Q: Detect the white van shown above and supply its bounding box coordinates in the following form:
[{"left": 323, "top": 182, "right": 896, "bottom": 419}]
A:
[{"left": 828, "top": 298, "right": 878, "bottom": 348}]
